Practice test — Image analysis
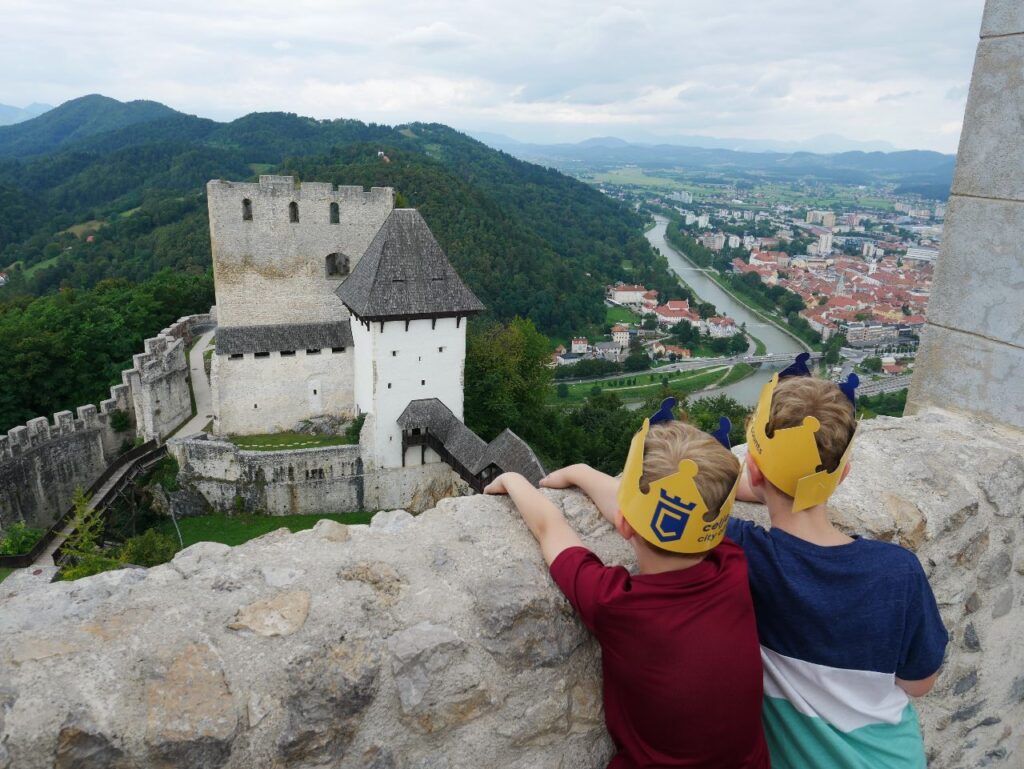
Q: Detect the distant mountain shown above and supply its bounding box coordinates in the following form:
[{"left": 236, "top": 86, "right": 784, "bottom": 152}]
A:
[
  {"left": 475, "top": 135, "right": 954, "bottom": 192},
  {"left": 0, "top": 102, "right": 52, "bottom": 127},
  {"left": 0, "top": 94, "right": 181, "bottom": 158}
]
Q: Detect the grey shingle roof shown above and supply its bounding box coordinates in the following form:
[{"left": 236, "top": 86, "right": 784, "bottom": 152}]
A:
[
  {"left": 216, "top": 322, "right": 354, "bottom": 355},
  {"left": 336, "top": 209, "right": 485, "bottom": 320},
  {"left": 397, "top": 398, "right": 546, "bottom": 485}
]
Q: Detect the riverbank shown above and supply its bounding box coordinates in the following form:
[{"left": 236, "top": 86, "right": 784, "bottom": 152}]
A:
[
  {"left": 549, "top": 363, "right": 755, "bottom": 407},
  {"left": 652, "top": 216, "right": 813, "bottom": 352}
]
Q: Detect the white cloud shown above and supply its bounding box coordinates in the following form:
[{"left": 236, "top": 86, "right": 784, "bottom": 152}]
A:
[{"left": 0, "top": 0, "right": 983, "bottom": 151}]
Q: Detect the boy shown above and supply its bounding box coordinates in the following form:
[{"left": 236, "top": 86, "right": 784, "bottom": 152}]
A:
[
  {"left": 731, "top": 355, "right": 948, "bottom": 768},
  {"left": 485, "top": 400, "right": 770, "bottom": 769}
]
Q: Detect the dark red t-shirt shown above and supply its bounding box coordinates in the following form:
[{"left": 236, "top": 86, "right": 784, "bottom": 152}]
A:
[{"left": 549, "top": 541, "right": 769, "bottom": 769}]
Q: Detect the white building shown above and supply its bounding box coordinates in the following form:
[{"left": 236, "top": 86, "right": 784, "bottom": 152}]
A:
[
  {"left": 697, "top": 214, "right": 711, "bottom": 229},
  {"left": 727, "top": 235, "right": 741, "bottom": 249},
  {"left": 611, "top": 324, "right": 631, "bottom": 348},
  {"left": 571, "top": 337, "right": 589, "bottom": 354},
  {"left": 608, "top": 284, "right": 647, "bottom": 308}
]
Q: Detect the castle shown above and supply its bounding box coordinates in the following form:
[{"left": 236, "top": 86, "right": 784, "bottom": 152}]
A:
[{"left": 171, "top": 175, "right": 544, "bottom": 514}]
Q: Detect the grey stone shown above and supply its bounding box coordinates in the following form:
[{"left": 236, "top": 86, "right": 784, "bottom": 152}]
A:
[
  {"left": 952, "top": 36, "right": 1024, "bottom": 201},
  {"left": 951, "top": 700, "right": 987, "bottom": 722},
  {"left": 965, "top": 592, "right": 982, "bottom": 614},
  {"left": 992, "top": 587, "right": 1014, "bottom": 619},
  {"left": 954, "top": 671, "right": 979, "bottom": 696},
  {"left": 277, "top": 639, "right": 380, "bottom": 765},
  {"left": 924, "top": 196, "right": 1024, "bottom": 349},
  {"left": 964, "top": 623, "right": 982, "bottom": 652},
  {"left": 370, "top": 509, "right": 415, "bottom": 533},
  {"left": 388, "top": 622, "right": 491, "bottom": 732},
  {"left": 472, "top": 559, "right": 588, "bottom": 667},
  {"left": 227, "top": 591, "right": 311, "bottom": 637},
  {"left": 908, "top": 324, "right": 1024, "bottom": 430},
  {"left": 1009, "top": 675, "right": 1024, "bottom": 704},
  {"left": 982, "top": 0, "right": 1024, "bottom": 37},
  {"left": 312, "top": 518, "right": 350, "bottom": 542},
  {"left": 980, "top": 551, "right": 1013, "bottom": 589},
  {"left": 54, "top": 724, "right": 132, "bottom": 769}
]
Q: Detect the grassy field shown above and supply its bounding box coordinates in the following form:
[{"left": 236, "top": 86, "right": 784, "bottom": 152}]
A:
[
  {"left": 592, "top": 167, "right": 679, "bottom": 188},
  {"left": 551, "top": 364, "right": 751, "bottom": 405},
  {"left": 0, "top": 567, "right": 13, "bottom": 583},
  {"left": 229, "top": 432, "right": 357, "bottom": 451},
  {"left": 63, "top": 219, "right": 104, "bottom": 237},
  {"left": 715, "top": 362, "right": 755, "bottom": 387},
  {"left": 605, "top": 305, "right": 638, "bottom": 325},
  {"left": 156, "top": 512, "right": 375, "bottom": 548},
  {"left": 748, "top": 331, "right": 767, "bottom": 355}
]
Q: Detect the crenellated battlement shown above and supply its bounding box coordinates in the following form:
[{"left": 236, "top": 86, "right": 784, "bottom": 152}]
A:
[
  {"left": 207, "top": 175, "right": 393, "bottom": 207},
  {"left": 0, "top": 313, "right": 211, "bottom": 527}
]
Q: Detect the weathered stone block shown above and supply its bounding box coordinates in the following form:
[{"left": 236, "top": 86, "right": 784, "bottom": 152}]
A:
[
  {"left": 982, "top": 0, "right": 1024, "bottom": 37},
  {"left": 952, "top": 35, "right": 1024, "bottom": 201},
  {"left": 926, "top": 195, "right": 1024, "bottom": 347},
  {"left": 908, "top": 325, "right": 1024, "bottom": 429}
]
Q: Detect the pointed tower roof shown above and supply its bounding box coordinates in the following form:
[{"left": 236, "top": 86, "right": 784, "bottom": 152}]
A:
[{"left": 336, "top": 209, "right": 484, "bottom": 321}]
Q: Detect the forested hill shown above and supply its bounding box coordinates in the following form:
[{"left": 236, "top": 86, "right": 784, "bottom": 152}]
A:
[
  {"left": 0, "top": 96, "right": 683, "bottom": 433},
  {"left": 0, "top": 97, "right": 679, "bottom": 336}
]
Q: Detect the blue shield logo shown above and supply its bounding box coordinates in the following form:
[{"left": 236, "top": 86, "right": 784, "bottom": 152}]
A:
[{"left": 650, "top": 489, "right": 695, "bottom": 543}]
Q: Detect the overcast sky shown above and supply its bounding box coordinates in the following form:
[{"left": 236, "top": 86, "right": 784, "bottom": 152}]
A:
[{"left": 0, "top": 0, "right": 984, "bottom": 152}]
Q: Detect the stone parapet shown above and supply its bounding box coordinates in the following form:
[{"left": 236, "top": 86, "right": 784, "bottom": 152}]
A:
[{"left": 1, "top": 410, "right": 1020, "bottom": 768}]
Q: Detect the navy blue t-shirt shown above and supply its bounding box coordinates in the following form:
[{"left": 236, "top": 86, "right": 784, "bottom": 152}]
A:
[{"left": 726, "top": 518, "right": 948, "bottom": 769}]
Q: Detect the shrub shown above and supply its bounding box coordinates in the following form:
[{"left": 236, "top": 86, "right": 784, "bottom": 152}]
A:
[
  {"left": 109, "top": 409, "right": 131, "bottom": 433},
  {"left": 345, "top": 413, "right": 366, "bottom": 443},
  {"left": 61, "top": 552, "right": 124, "bottom": 581},
  {"left": 120, "top": 530, "right": 178, "bottom": 567},
  {"left": 0, "top": 522, "right": 46, "bottom": 555}
]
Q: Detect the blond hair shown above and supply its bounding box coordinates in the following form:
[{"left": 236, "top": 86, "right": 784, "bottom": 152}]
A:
[
  {"left": 768, "top": 376, "right": 856, "bottom": 472},
  {"left": 640, "top": 421, "right": 740, "bottom": 516}
]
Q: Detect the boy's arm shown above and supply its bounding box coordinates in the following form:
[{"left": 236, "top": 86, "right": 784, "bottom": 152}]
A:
[
  {"left": 485, "top": 472, "right": 584, "bottom": 565},
  {"left": 540, "top": 464, "right": 619, "bottom": 525},
  {"left": 895, "top": 672, "right": 939, "bottom": 697}
]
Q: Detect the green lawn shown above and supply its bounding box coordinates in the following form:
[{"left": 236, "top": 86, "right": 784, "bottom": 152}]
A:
[
  {"left": 605, "top": 305, "right": 639, "bottom": 325},
  {"left": 715, "top": 362, "right": 755, "bottom": 387},
  {"left": 156, "top": 512, "right": 374, "bottom": 548},
  {"left": 229, "top": 432, "right": 357, "bottom": 451},
  {"left": 748, "top": 332, "right": 767, "bottom": 356},
  {"left": 0, "top": 567, "right": 13, "bottom": 583}
]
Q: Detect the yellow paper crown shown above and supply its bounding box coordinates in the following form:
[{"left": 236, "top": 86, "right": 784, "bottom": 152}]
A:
[
  {"left": 745, "top": 372, "right": 857, "bottom": 512},
  {"left": 617, "top": 412, "right": 740, "bottom": 554}
]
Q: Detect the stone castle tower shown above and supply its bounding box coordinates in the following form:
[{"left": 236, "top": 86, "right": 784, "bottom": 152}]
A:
[{"left": 202, "top": 175, "right": 509, "bottom": 509}]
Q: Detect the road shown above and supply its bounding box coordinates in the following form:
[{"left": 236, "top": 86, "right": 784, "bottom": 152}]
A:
[{"left": 556, "top": 352, "right": 822, "bottom": 386}]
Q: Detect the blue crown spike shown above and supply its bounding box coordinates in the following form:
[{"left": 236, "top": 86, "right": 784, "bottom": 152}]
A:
[
  {"left": 649, "top": 397, "right": 677, "bottom": 424},
  {"left": 711, "top": 416, "right": 732, "bottom": 449},
  {"left": 779, "top": 352, "right": 812, "bottom": 379},
  {"left": 839, "top": 372, "right": 860, "bottom": 406}
]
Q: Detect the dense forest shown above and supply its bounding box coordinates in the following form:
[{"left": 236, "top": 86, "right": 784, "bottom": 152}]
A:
[{"left": 0, "top": 95, "right": 685, "bottom": 432}]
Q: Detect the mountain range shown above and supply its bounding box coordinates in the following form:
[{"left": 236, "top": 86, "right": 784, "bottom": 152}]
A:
[{"left": 0, "top": 102, "right": 52, "bottom": 127}]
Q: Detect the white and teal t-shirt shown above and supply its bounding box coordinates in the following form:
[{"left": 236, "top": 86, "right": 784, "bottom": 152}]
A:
[{"left": 726, "top": 520, "right": 948, "bottom": 769}]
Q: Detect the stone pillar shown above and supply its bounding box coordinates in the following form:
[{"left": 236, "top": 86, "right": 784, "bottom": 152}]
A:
[{"left": 907, "top": 0, "right": 1024, "bottom": 430}]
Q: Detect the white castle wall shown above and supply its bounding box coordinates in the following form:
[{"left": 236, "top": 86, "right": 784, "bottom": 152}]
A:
[
  {"left": 207, "top": 176, "right": 394, "bottom": 329},
  {"left": 211, "top": 348, "right": 356, "bottom": 436},
  {"left": 355, "top": 316, "right": 467, "bottom": 468},
  {"left": 0, "top": 313, "right": 212, "bottom": 530}
]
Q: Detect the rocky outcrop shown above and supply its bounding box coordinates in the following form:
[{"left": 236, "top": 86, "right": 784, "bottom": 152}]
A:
[{"left": 0, "top": 409, "right": 1021, "bottom": 768}]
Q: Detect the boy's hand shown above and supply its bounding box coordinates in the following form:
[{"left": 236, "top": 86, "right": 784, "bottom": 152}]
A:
[
  {"left": 484, "top": 472, "right": 518, "bottom": 496},
  {"left": 539, "top": 466, "right": 580, "bottom": 489}
]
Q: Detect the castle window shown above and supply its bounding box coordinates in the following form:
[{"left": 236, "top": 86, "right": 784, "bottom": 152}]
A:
[
  {"left": 391, "top": 350, "right": 397, "bottom": 357},
  {"left": 387, "top": 383, "right": 392, "bottom": 389},
  {"left": 254, "top": 351, "right": 270, "bottom": 358},
  {"left": 326, "top": 253, "right": 349, "bottom": 278},
  {"left": 242, "top": 198, "right": 253, "bottom": 221},
  {"left": 330, "top": 202, "right": 340, "bottom": 224},
  {"left": 438, "top": 346, "right": 445, "bottom": 353},
  {"left": 289, "top": 202, "right": 299, "bottom": 223},
  {"left": 313, "top": 389, "right": 317, "bottom": 395},
  {"left": 280, "top": 350, "right": 295, "bottom": 357},
  {"left": 306, "top": 348, "right": 321, "bottom": 355},
  {"left": 331, "top": 347, "right": 345, "bottom": 353},
  {"left": 254, "top": 403, "right": 258, "bottom": 409},
  {"left": 421, "top": 379, "right": 426, "bottom": 385},
  {"left": 229, "top": 353, "right": 243, "bottom": 360}
]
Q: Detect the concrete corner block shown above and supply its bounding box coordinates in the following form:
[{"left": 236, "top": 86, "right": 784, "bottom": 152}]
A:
[
  {"left": 952, "top": 35, "right": 1024, "bottom": 200},
  {"left": 908, "top": 324, "right": 1024, "bottom": 429},
  {"left": 982, "top": 0, "right": 1024, "bottom": 37},
  {"left": 927, "top": 195, "right": 1024, "bottom": 346}
]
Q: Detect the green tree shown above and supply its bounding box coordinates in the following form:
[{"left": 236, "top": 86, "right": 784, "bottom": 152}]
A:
[
  {"left": 556, "top": 382, "right": 569, "bottom": 399},
  {"left": 861, "top": 356, "right": 883, "bottom": 373}
]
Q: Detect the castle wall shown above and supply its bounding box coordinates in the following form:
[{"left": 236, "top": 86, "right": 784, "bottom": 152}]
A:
[
  {"left": 358, "top": 316, "right": 467, "bottom": 468},
  {"left": 908, "top": 1, "right": 1024, "bottom": 429},
  {"left": 169, "top": 435, "right": 364, "bottom": 515},
  {"left": 0, "top": 313, "right": 211, "bottom": 531},
  {"left": 211, "top": 347, "right": 356, "bottom": 436},
  {"left": 207, "top": 176, "right": 394, "bottom": 329}
]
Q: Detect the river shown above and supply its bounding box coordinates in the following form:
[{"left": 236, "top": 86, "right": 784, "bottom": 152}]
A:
[{"left": 643, "top": 216, "right": 806, "bottom": 406}]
